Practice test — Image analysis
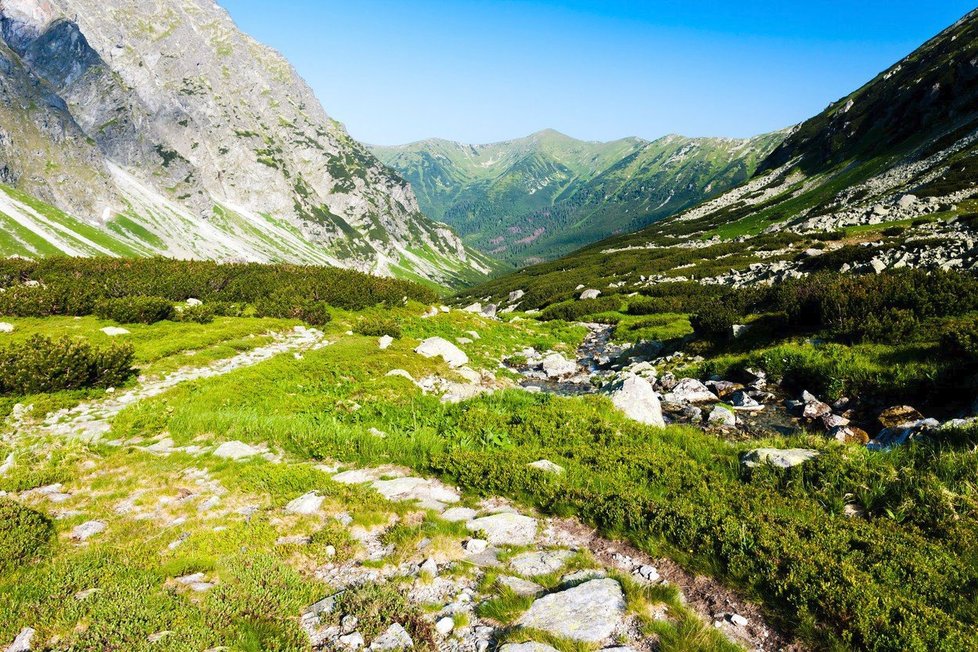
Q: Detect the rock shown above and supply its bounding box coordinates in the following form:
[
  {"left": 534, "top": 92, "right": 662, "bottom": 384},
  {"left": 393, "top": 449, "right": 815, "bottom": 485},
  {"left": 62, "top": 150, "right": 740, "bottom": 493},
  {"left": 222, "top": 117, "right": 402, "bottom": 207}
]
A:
[
  {"left": 386, "top": 369, "right": 416, "bottom": 383},
  {"left": 482, "top": 304, "right": 498, "bottom": 318},
  {"left": 608, "top": 375, "right": 665, "bottom": 427},
  {"left": 340, "top": 632, "right": 365, "bottom": 649},
  {"left": 379, "top": 336, "right": 394, "bottom": 350},
  {"left": 213, "top": 440, "right": 262, "bottom": 460},
  {"left": 441, "top": 507, "right": 478, "bottom": 522},
  {"left": 497, "top": 575, "right": 545, "bottom": 596},
  {"left": 800, "top": 391, "right": 832, "bottom": 420},
  {"left": 285, "top": 491, "right": 324, "bottom": 515},
  {"left": 175, "top": 573, "right": 215, "bottom": 592},
  {"left": 730, "top": 614, "right": 749, "bottom": 627},
  {"left": 731, "top": 324, "right": 752, "bottom": 338},
  {"left": 435, "top": 617, "right": 454, "bottom": 636},
  {"left": 516, "top": 578, "right": 627, "bottom": 643},
  {"left": 870, "top": 258, "right": 887, "bottom": 274},
  {"left": 868, "top": 418, "right": 939, "bottom": 450},
  {"left": 706, "top": 380, "right": 744, "bottom": 399},
  {"left": 498, "top": 644, "right": 560, "bottom": 652},
  {"left": 898, "top": 194, "right": 918, "bottom": 210},
  {"left": 371, "top": 477, "right": 460, "bottom": 511},
  {"left": 819, "top": 413, "right": 850, "bottom": 430},
  {"left": 741, "top": 448, "right": 820, "bottom": 469},
  {"left": 6, "top": 628, "right": 34, "bottom": 652},
  {"left": 707, "top": 405, "right": 737, "bottom": 428},
  {"left": 542, "top": 353, "right": 578, "bottom": 379},
  {"left": 100, "top": 327, "right": 130, "bottom": 336},
  {"left": 829, "top": 425, "right": 870, "bottom": 445},
  {"left": 186, "top": 298, "right": 203, "bottom": 307},
  {"left": 730, "top": 391, "right": 761, "bottom": 410},
  {"left": 463, "top": 539, "right": 489, "bottom": 554},
  {"left": 71, "top": 520, "right": 106, "bottom": 541},
  {"left": 509, "top": 550, "right": 573, "bottom": 576},
  {"left": 528, "top": 460, "right": 565, "bottom": 475},
  {"left": 419, "top": 558, "right": 438, "bottom": 576},
  {"left": 462, "top": 303, "right": 483, "bottom": 314},
  {"left": 276, "top": 535, "right": 312, "bottom": 546},
  {"left": 466, "top": 512, "right": 537, "bottom": 546},
  {"left": 370, "top": 623, "right": 413, "bottom": 650},
  {"left": 508, "top": 290, "right": 525, "bottom": 303},
  {"left": 579, "top": 289, "right": 601, "bottom": 300},
  {"left": 0, "top": 453, "right": 13, "bottom": 476},
  {"left": 636, "top": 565, "right": 660, "bottom": 583},
  {"left": 0, "top": 323, "right": 14, "bottom": 334},
  {"left": 878, "top": 405, "right": 924, "bottom": 429},
  {"left": 663, "top": 378, "right": 718, "bottom": 404},
  {"left": 415, "top": 338, "right": 469, "bottom": 368}
]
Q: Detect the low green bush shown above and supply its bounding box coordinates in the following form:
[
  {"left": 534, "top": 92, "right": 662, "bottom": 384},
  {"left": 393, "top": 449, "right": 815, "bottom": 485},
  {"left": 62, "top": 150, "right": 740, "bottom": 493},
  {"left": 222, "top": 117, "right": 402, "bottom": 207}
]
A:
[
  {"left": 179, "top": 304, "right": 215, "bottom": 324},
  {"left": 942, "top": 318, "right": 978, "bottom": 361},
  {"left": 0, "top": 335, "right": 134, "bottom": 395},
  {"left": 690, "top": 307, "right": 738, "bottom": 343},
  {"left": 0, "top": 498, "right": 55, "bottom": 573},
  {"left": 95, "top": 296, "right": 175, "bottom": 324},
  {"left": 539, "top": 296, "right": 620, "bottom": 321},
  {"left": 354, "top": 316, "right": 402, "bottom": 339}
]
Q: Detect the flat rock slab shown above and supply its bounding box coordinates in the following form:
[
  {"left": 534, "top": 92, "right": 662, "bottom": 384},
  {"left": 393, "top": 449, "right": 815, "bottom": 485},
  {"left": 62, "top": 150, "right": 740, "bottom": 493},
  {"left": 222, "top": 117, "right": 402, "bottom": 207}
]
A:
[
  {"left": 466, "top": 512, "right": 537, "bottom": 546},
  {"left": 71, "top": 520, "right": 106, "bottom": 541},
  {"left": 333, "top": 466, "right": 409, "bottom": 485},
  {"left": 440, "top": 507, "right": 478, "bottom": 522},
  {"left": 370, "top": 623, "right": 413, "bottom": 650},
  {"left": 213, "top": 440, "right": 264, "bottom": 460},
  {"left": 516, "top": 578, "right": 627, "bottom": 643},
  {"left": 498, "top": 575, "right": 545, "bottom": 597},
  {"left": 370, "top": 477, "right": 460, "bottom": 511},
  {"left": 415, "top": 337, "right": 469, "bottom": 368},
  {"left": 742, "top": 448, "right": 820, "bottom": 469},
  {"left": 285, "top": 491, "right": 325, "bottom": 515},
  {"left": 608, "top": 375, "right": 665, "bottom": 427},
  {"left": 499, "top": 644, "right": 560, "bottom": 652},
  {"left": 509, "top": 549, "right": 574, "bottom": 576}
]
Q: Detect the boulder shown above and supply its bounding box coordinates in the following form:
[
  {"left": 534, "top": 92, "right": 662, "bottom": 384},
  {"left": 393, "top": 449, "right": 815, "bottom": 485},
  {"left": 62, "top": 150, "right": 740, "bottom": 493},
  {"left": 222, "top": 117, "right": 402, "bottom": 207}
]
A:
[
  {"left": 877, "top": 405, "right": 924, "bottom": 429},
  {"left": 705, "top": 380, "right": 743, "bottom": 399},
  {"left": 497, "top": 575, "right": 545, "bottom": 597},
  {"left": 370, "top": 624, "right": 413, "bottom": 650},
  {"left": 731, "top": 324, "right": 752, "bottom": 338},
  {"left": 213, "top": 441, "right": 263, "bottom": 460},
  {"left": 707, "top": 405, "right": 737, "bottom": 428},
  {"left": 466, "top": 512, "right": 537, "bottom": 546},
  {"left": 186, "top": 298, "right": 203, "bottom": 307},
  {"left": 579, "top": 289, "right": 601, "bottom": 300},
  {"left": 440, "top": 507, "right": 478, "bottom": 522},
  {"left": 509, "top": 549, "right": 573, "bottom": 576},
  {"left": 415, "top": 338, "right": 469, "bottom": 368},
  {"left": 800, "top": 391, "right": 832, "bottom": 420},
  {"left": 379, "top": 335, "right": 394, "bottom": 350},
  {"left": 285, "top": 491, "right": 324, "bottom": 515},
  {"left": 508, "top": 290, "right": 526, "bottom": 303},
  {"left": 730, "top": 391, "right": 761, "bottom": 410},
  {"left": 897, "top": 194, "right": 918, "bottom": 210},
  {"left": 829, "top": 425, "right": 870, "bottom": 445},
  {"left": 528, "top": 459, "right": 565, "bottom": 475},
  {"left": 663, "top": 378, "right": 717, "bottom": 404},
  {"left": 742, "top": 448, "right": 819, "bottom": 469},
  {"left": 100, "top": 327, "right": 130, "bottom": 336},
  {"left": 608, "top": 376, "right": 665, "bottom": 427},
  {"left": 819, "top": 413, "right": 850, "bottom": 430},
  {"left": 0, "top": 322, "right": 14, "bottom": 333},
  {"left": 71, "top": 520, "right": 106, "bottom": 541},
  {"left": 516, "top": 578, "right": 627, "bottom": 643},
  {"left": 542, "top": 353, "right": 578, "bottom": 379},
  {"left": 6, "top": 628, "right": 34, "bottom": 652},
  {"left": 462, "top": 303, "right": 482, "bottom": 314}
]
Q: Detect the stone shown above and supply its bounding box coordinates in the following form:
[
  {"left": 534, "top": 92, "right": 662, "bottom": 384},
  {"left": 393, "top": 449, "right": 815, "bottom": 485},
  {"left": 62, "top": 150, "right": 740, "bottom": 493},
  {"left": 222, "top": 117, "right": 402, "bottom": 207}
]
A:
[
  {"left": 285, "top": 491, "right": 324, "bottom": 515},
  {"left": 705, "top": 380, "right": 744, "bottom": 399},
  {"left": 340, "top": 632, "right": 365, "bottom": 649},
  {"left": 707, "top": 405, "right": 737, "bottom": 428},
  {"left": 415, "top": 338, "right": 469, "bottom": 368},
  {"left": 379, "top": 336, "right": 394, "bottom": 350},
  {"left": 462, "top": 303, "right": 482, "bottom": 313},
  {"left": 419, "top": 558, "right": 438, "bottom": 576},
  {"left": 800, "top": 391, "right": 832, "bottom": 420},
  {"left": 731, "top": 324, "right": 752, "bottom": 338},
  {"left": 742, "top": 448, "right": 820, "bottom": 469},
  {"left": 730, "top": 614, "right": 749, "bottom": 627},
  {"left": 0, "top": 323, "right": 14, "bottom": 333},
  {"left": 542, "top": 353, "right": 578, "bottom": 379},
  {"left": 71, "top": 520, "right": 106, "bottom": 541},
  {"left": 730, "top": 391, "right": 761, "bottom": 410},
  {"left": 878, "top": 405, "right": 924, "bottom": 429},
  {"left": 370, "top": 623, "right": 413, "bottom": 650},
  {"left": 608, "top": 375, "right": 665, "bottom": 427},
  {"left": 435, "top": 617, "right": 454, "bottom": 635},
  {"left": 508, "top": 290, "right": 525, "bottom": 303},
  {"left": 100, "top": 327, "right": 130, "bottom": 336},
  {"left": 213, "top": 440, "right": 262, "bottom": 460},
  {"left": 663, "top": 378, "right": 718, "bottom": 404},
  {"left": 516, "top": 578, "right": 627, "bottom": 643},
  {"left": 497, "top": 575, "right": 545, "bottom": 596},
  {"left": 509, "top": 549, "right": 574, "bottom": 576},
  {"left": 466, "top": 512, "right": 537, "bottom": 546},
  {"left": 636, "top": 565, "right": 660, "bottom": 583},
  {"left": 371, "top": 477, "right": 460, "bottom": 511},
  {"left": 463, "top": 538, "right": 489, "bottom": 554},
  {"left": 6, "top": 628, "right": 34, "bottom": 652},
  {"left": 528, "top": 459, "right": 564, "bottom": 475},
  {"left": 579, "top": 289, "right": 601, "bottom": 300},
  {"left": 441, "top": 507, "right": 478, "bottom": 522},
  {"left": 897, "top": 194, "right": 918, "bottom": 210},
  {"left": 175, "top": 573, "right": 215, "bottom": 592},
  {"left": 819, "top": 413, "right": 850, "bottom": 430},
  {"left": 829, "top": 425, "right": 870, "bottom": 445},
  {"left": 186, "top": 298, "right": 203, "bottom": 307},
  {"left": 386, "top": 369, "right": 416, "bottom": 383},
  {"left": 499, "top": 644, "right": 560, "bottom": 652},
  {"left": 498, "top": 644, "right": 560, "bottom": 652}
]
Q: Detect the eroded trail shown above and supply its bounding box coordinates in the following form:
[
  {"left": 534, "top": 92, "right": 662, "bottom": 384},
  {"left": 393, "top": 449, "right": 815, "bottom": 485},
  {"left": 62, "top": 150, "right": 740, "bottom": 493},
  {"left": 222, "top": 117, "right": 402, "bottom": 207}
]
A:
[{"left": 8, "top": 326, "right": 327, "bottom": 444}]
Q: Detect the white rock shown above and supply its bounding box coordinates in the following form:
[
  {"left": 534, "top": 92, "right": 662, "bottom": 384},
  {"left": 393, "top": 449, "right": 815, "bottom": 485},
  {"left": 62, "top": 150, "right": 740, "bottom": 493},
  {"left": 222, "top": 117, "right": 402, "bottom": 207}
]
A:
[
  {"left": 100, "top": 327, "right": 130, "bottom": 336},
  {"left": 707, "top": 405, "right": 737, "bottom": 428},
  {"left": 742, "top": 448, "right": 820, "bottom": 469},
  {"left": 508, "top": 290, "right": 525, "bottom": 303},
  {"left": 498, "top": 575, "right": 545, "bottom": 596},
  {"left": 464, "top": 538, "right": 489, "bottom": 554},
  {"left": 415, "top": 337, "right": 469, "bottom": 368},
  {"left": 462, "top": 303, "right": 482, "bottom": 314},
  {"left": 213, "top": 440, "right": 262, "bottom": 460},
  {"left": 466, "top": 512, "right": 537, "bottom": 546},
  {"left": 542, "top": 353, "right": 577, "bottom": 379},
  {"left": 516, "top": 578, "right": 627, "bottom": 643},
  {"left": 528, "top": 459, "right": 564, "bottom": 475},
  {"left": 0, "top": 453, "right": 14, "bottom": 476},
  {"left": 608, "top": 375, "right": 665, "bottom": 427},
  {"left": 285, "top": 491, "right": 324, "bottom": 515},
  {"left": 419, "top": 558, "right": 438, "bottom": 576},
  {"left": 370, "top": 623, "right": 413, "bottom": 650},
  {"left": 509, "top": 549, "right": 574, "bottom": 576},
  {"left": 379, "top": 335, "right": 394, "bottom": 350},
  {"left": 6, "top": 628, "right": 34, "bottom": 652},
  {"left": 340, "top": 632, "right": 365, "bottom": 649},
  {"left": 730, "top": 614, "right": 749, "bottom": 627},
  {"left": 499, "top": 644, "right": 560, "bottom": 652},
  {"left": 71, "top": 520, "right": 106, "bottom": 541},
  {"left": 435, "top": 617, "right": 454, "bottom": 636},
  {"left": 663, "top": 378, "right": 718, "bottom": 404},
  {"left": 579, "top": 289, "right": 601, "bottom": 300},
  {"left": 441, "top": 507, "right": 478, "bottom": 522},
  {"left": 186, "top": 298, "right": 202, "bottom": 307},
  {"left": 0, "top": 322, "right": 14, "bottom": 333}
]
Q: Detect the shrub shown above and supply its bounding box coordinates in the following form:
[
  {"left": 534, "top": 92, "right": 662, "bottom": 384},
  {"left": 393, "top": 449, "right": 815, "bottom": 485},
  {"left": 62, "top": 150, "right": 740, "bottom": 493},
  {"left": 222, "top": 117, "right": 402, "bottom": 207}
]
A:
[
  {"left": 179, "top": 304, "right": 215, "bottom": 324},
  {"left": 354, "top": 316, "right": 402, "bottom": 339},
  {"left": 690, "top": 306, "right": 738, "bottom": 343},
  {"left": 942, "top": 318, "right": 978, "bottom": 361},
  {"left": 539, "top": 296, "right": 620, "bottom": 321},
  {"left": 882, "top": 226, "right": 907, "bottom": 237},
  {"left": 95, "top": 296, "right": 175, "bottom": 324},
  {"left": 0, "top": 335, "right": 135, "bottom": 395},
  {"left": 0, "top": 498, "right": 55, "bottom": 572}
]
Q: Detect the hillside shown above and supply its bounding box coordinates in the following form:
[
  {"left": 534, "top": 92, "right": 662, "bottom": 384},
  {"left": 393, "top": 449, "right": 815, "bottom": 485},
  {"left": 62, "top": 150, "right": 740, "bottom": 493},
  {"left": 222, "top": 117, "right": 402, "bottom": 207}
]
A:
[
  {"left": 373, "top": 129, "right": 784, "bottom": 265},
  {"left": 0, "top": 0, "right": 494, "bottom": 286}
]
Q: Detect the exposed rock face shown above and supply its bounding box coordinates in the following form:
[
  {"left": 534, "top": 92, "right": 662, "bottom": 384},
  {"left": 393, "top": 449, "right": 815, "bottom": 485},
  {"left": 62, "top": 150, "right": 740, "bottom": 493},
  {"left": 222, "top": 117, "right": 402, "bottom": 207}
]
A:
[
  {"left": 0, "top": 0, "right": 490, "bottom": 284},
  {"left": 515, "top": 578, "right": 627, "bottom": 643},
  {"left": 608, "top": 375, "right": 665, "bottom": 427}
]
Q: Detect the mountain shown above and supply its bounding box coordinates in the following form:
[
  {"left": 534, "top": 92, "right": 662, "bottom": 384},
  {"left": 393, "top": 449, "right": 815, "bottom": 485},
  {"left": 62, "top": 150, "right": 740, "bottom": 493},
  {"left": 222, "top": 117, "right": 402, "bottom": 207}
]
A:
[
  {"left": 466, "top": 8, "right": 978, "bottom": 305},
  {"left": 372, "top": 128, "right": 785, "bottom": 265},
  {"left": 0, "top": 0, "right": 494, "bottom": 286}
]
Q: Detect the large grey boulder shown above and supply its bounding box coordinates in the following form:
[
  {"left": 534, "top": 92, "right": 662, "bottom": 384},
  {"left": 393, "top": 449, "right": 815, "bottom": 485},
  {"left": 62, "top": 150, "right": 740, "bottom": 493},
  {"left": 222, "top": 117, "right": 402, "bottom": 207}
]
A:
[
  {"left": 509, "top": 550, "right": 574, "bottom": 576},
  {"left": 466, "top": 512, "right": 537, "bottom": 546},
  {"left": 579, "top": 289, "right": 602, "bottom": 300},
  {"left": 516, "top": 578, "right": 627, "bottom": 643},
  {"left": 285, "top": 491, "right": 324, "bottom": 515},
  {"left": 741, "top": 448, "right": 819, "bottom": 469},
  {"left": 608, "top": 375, "right": 665, "bottom": 427},
  {"left": 415, "top": 337, "right": 469, "bottom": 368},
  {"left": 663, "top": 378, "right": 718, "bottom": 404},
  {"left": 542, "top": 353, "right": 578, "bottom": 379}
]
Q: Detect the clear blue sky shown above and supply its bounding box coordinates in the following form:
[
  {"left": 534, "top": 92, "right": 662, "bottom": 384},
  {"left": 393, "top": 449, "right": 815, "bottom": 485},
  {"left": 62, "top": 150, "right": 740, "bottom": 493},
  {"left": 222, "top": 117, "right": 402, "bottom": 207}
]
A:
[{"left": 221, "top": 1, "right": 975, "bottom": 145}]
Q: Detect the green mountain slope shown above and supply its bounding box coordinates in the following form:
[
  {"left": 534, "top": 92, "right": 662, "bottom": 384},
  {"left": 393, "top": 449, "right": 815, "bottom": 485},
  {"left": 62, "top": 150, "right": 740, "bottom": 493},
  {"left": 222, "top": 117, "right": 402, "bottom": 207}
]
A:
[
  {"left": 465, "top": 8, "right": 978, "bottom": 306},
  {"left": 372, "top": 129, "right": 784, "bottom": 265}
]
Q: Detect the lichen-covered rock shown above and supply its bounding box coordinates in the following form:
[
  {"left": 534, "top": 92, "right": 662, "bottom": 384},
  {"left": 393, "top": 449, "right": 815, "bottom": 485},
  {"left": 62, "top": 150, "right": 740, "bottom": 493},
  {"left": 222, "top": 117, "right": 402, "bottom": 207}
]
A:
[
  {"left": 607, "top": 375, "right": 665, "bottom": 427},
  {"left": 516, "top": 578, "right": 627, "bottom": 643},
  {"left": 466, "top": 512, "right": 537, "bottom": 546},
  {"left": 741, "top": 448, "right": 819, "bottom": 469}
]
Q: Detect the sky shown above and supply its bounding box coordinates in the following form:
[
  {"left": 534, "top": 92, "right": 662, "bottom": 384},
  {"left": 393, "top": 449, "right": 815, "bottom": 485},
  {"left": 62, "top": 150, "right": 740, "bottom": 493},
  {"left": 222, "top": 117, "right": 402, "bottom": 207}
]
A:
[{"left": 221, "top": 1, "right": 975, "bottom": 146}]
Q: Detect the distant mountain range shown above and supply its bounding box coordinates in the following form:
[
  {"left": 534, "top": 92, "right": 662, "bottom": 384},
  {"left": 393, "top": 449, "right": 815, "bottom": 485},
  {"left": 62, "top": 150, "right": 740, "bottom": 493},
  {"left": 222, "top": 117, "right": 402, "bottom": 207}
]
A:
[
  {"left": 372, "top": 129, "right": 785, "bottom": 265},
  {"left": 0, "top": 0, "right": 494, "bottom": 286}
]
